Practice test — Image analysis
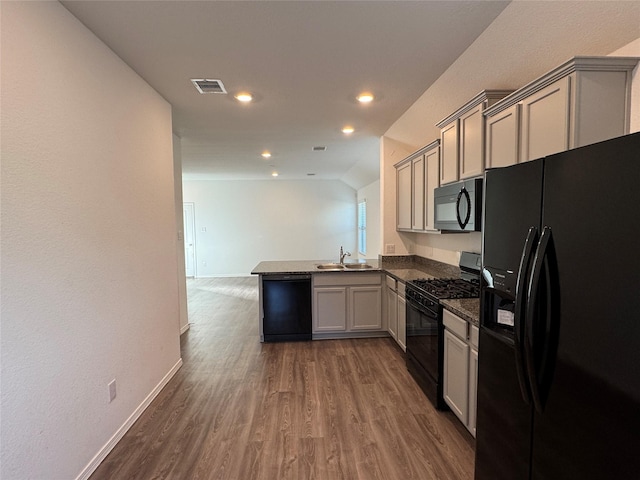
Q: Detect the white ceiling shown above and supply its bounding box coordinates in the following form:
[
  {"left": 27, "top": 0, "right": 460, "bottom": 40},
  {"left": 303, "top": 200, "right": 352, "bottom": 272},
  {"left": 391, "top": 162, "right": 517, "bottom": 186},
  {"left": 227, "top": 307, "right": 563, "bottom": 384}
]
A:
[{"left": 61, "top": 0, "right": 510, "bottom": 188}]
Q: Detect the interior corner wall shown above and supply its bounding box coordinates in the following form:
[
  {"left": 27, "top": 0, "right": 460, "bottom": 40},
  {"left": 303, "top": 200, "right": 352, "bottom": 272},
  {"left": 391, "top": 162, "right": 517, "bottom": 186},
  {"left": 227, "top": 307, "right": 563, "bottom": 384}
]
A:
[
  {"left": 1, "top": 3, "right": 182, "bottom": 479},
  {"left": 173, "top": 134, "right": 190, "bottom": 334},
  {"left": 181, "top": 179, "right": 357, "bottom": 276},
  {"left": 356, "top": 179, "right": 381, "bottom": 259}
]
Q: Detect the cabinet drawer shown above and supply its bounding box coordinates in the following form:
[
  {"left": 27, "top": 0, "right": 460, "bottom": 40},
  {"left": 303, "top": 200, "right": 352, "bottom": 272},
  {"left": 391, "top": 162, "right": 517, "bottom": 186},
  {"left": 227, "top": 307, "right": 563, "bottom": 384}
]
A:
[
  {"left": 470, "top": 325, "right": 479, "bottom": 349},
  {"left": 443, "top": 309, "right": 468, "bottom": 339},
  {"left": 314, "top": 272, "right": 381, "bottom": 287},
  {"left": 386, "top": 275, "right": 397, "bottom": 290}
]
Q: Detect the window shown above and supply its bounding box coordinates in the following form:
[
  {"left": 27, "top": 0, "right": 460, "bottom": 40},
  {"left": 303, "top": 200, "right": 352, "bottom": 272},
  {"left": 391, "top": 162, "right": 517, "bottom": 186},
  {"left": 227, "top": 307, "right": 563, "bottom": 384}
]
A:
[{"left": 358, "top": 200, "right": 366, "bottom": 255}]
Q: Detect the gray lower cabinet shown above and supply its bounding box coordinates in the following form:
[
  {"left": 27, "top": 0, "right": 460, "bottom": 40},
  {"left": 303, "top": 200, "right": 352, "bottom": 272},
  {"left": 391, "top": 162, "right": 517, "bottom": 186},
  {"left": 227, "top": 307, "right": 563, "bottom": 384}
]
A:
[
  {"left": 313, "top": 273, "right": 383, "bottom": 338},
  {"left": 397, "top": 284, "right": 406, "bottom": 351},
  {"left": 443, "top": 309, "right": 479, "bottom": 437},
  {"left": 386, "top": 276, "right": 398, "bottom": 341},
  {"left": 385, "top": 276, "right": 407, "bottom": 351}
]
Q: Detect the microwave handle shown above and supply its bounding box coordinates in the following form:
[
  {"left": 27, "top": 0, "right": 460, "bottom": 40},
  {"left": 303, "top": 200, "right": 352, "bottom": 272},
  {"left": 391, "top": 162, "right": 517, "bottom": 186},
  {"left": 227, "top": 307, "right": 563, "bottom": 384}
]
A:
[{"left": 455, "top": 187, "right": 471, "bottom": 228}]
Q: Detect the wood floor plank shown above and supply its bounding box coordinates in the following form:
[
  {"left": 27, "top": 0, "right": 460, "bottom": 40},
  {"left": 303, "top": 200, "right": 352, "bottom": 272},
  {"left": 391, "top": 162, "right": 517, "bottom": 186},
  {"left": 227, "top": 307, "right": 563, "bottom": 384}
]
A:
[{"left": 89, "top": 276, "right": 475, "bottom": 480}]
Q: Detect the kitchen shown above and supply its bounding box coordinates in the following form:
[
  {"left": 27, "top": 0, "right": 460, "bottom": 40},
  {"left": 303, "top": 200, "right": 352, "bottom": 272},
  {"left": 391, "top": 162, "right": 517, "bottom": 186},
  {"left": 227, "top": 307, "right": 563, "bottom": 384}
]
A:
[{"left": 3, "top": 2, "right": 640, "bottom": 480}]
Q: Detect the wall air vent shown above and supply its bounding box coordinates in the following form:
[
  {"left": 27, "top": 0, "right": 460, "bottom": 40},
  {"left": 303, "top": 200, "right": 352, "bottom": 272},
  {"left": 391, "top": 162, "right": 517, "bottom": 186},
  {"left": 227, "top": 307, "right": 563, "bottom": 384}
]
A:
[
  {"left": 191, "top": 79, "right": 227, "bottom": 94},
  {"left": 312, "top": 146, "right": 327, "bottom": 151}
]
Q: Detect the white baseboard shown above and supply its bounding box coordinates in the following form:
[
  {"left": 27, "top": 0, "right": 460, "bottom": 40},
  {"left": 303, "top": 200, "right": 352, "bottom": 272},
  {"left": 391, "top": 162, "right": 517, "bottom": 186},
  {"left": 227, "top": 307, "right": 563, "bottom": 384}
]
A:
[
  {"left": 75, "top": 358, "right": 183, "bottom": 480},
  {"left": 180, "top": 322, "right": 191, "bottom": 335}
]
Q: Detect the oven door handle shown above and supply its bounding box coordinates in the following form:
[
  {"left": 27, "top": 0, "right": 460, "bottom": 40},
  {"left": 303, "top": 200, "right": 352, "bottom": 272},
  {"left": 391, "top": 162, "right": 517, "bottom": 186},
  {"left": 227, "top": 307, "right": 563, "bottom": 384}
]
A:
[
  {"left": 525, "top": 226, "right": 559, "bottom": 414},
  {"left": 514, "top": 226, "right": 537, "bottom": 405}
]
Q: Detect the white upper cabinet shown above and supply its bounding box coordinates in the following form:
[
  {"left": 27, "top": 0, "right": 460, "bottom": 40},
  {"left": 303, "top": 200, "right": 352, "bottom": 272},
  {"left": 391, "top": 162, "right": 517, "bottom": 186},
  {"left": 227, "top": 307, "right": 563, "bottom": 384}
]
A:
[
  {"left": 437, "top": 90, "right": 513, "bottom": 185},
  {"left": 520, "top": 76, "right": 570, "bottom": 162},
  {"left": 395, "top": 140, "right": 440, "bottom": 232},
  {"left": 439, "top": 121, "right": 459, "bottom": 185},
  {"left": 396, "top": 160, "right": 412, "bottom": 230},
  {"left": 484, "top": 56, "right": 639, "bottom": 167},
  {"left": 485, "top": 104, "right": 520, "bottom": 169},
  {"left": 459, "top": 104, "right": 485, "bottom": 179},
  {"left": 424, "top": 146, "right": 440, "bottom": 230},
  {"left": 411, "top": 155, "right": 425, "bottom": 230}
]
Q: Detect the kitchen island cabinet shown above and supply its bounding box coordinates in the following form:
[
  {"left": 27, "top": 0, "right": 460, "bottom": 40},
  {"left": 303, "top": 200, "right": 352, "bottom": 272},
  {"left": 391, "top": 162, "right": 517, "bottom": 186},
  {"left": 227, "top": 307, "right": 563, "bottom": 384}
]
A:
[{"left": 313, "top": 272, "right": 384, "bottom": 339}]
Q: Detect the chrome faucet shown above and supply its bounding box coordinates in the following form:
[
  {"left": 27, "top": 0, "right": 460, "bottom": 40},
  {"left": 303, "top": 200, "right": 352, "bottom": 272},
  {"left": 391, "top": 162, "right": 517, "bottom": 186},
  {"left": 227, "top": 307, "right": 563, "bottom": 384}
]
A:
[{"left": 339, "top": 246, "right": 351, "bottom": 264}]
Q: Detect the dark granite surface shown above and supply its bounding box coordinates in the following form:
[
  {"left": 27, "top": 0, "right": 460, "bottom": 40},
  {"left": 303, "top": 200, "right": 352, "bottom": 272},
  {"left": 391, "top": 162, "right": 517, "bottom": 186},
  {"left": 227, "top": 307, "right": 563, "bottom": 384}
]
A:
[
  {"left": 251, "top": 255, "right": 480, "bottom": 325},
  {"left": 251, "top": 259, "right": 382, "bottom": 275},
  {"left": 440, "top": 298, "right": 480, "bottom": 326}
]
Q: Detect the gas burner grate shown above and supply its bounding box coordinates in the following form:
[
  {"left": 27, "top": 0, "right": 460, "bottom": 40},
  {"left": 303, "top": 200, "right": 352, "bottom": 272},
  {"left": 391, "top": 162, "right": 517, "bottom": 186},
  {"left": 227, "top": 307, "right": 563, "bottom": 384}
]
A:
[{"left": 409, "top": 277, "right": 479, "bottom": 299}]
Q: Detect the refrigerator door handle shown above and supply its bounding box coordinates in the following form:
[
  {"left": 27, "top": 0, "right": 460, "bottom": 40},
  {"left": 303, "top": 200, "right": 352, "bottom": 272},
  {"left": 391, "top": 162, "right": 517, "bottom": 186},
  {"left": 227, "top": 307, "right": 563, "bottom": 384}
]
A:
[
  {"left": 525, "top": 226, "right": 559, "bottom": 413},
  {"left": 455, "top": 187, "right": 471, "bottom": 228},
  {"left": 514, "top": 226, "right": 538, "bottom": 404}
]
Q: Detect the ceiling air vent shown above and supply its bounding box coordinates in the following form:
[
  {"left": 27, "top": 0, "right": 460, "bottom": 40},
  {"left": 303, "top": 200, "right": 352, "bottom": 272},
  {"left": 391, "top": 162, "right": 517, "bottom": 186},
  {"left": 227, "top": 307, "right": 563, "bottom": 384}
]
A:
[
  {"left": 312, "top": 146, "right": 327, "bottom": 152},
  {"left": 191, "top": 79, "right": 227, "bottom": 94}
]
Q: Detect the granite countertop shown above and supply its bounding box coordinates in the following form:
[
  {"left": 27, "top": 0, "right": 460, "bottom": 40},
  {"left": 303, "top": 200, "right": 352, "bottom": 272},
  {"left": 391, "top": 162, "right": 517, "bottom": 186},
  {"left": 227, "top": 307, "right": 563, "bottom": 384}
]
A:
[
  {"left": 251, "top": 259, "right": 382, "bottom": 275},
  {"left": 251, "top": 255, "right": 480, "bottom": 325},
  {"left": 440, "top": 298, "right": 480, "bottom": 326}
]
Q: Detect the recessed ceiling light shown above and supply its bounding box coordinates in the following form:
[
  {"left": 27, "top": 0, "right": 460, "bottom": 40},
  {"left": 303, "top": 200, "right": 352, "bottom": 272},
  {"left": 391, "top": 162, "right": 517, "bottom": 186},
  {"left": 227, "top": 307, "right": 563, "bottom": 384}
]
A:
[
  {"left": 234, "top": 92, "right": 253, "bottom": 103},
  {"left": 342, "top": 126, "right": 355, "bottom": 134},
  {"left": 356, "top": 92, "right": 374, "bottom": 103},
  {"left": 271, "top": 172, "right": 279, "bottom": 177},
  {"left": 261, "top": 151, "right": 271, "bottom": 158}
]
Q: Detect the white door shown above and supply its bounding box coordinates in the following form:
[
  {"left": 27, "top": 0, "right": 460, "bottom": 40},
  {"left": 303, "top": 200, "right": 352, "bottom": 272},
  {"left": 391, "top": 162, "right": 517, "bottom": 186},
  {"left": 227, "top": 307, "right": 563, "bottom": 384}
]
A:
[{"left": 183, "top": 203, "right": 196, "bottom": 277}]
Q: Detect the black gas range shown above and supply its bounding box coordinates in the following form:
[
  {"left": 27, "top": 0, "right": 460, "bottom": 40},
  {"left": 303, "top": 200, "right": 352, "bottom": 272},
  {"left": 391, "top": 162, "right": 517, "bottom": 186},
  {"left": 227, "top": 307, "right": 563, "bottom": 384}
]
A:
[{"left": 405, "top": 252, "right": 481, "bottom": 410}]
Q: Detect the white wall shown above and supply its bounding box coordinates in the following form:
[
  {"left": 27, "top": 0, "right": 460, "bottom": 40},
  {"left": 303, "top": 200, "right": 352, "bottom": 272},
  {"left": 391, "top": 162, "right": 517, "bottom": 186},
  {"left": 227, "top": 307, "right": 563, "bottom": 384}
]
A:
[
  {"left": 1, "top": 3, "right": 182, "bottom": 479},
  {"left": 356, "top": 180, "right": 381, "bottom": 259},
  {"left": 382, "top": 2, "right": 640, "bottom": 265},
  {"left": 182, "top": 179, "right": 357, "bottom": 275}
]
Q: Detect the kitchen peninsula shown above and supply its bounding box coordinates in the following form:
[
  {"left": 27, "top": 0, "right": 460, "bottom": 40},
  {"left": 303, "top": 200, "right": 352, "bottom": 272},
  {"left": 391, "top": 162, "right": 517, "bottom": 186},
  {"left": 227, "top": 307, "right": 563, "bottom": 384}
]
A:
[{"left": 251, "top": 255, "right": 480, "bottom": 342}]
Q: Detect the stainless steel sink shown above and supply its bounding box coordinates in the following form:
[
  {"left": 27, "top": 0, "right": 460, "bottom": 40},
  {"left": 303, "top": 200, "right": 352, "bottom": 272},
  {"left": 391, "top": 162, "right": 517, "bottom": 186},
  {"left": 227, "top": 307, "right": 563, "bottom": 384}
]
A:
[
  {"left": 316, "top": 263, "right": 344, "bottom": 270},
  {"left": 344, "top": 263, "right": 373, "bottom": 269}
]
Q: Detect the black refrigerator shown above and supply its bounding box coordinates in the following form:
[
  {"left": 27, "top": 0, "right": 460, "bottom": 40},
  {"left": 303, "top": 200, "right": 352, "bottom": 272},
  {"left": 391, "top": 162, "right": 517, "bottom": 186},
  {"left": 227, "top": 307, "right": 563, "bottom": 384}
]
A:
[{"left": 475, "top": 132, "right": 640, "bottom": 480}]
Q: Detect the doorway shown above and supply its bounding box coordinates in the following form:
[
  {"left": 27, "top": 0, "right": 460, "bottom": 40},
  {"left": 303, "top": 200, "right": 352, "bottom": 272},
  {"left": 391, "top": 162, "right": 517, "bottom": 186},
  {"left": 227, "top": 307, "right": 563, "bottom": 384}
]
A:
[{"left": 183, "top": 202, "right": 196, "bottom": 277}]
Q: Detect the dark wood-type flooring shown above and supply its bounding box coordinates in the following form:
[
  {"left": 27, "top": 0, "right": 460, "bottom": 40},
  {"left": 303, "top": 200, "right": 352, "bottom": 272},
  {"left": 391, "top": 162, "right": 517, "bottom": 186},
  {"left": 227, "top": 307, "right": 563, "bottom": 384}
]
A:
[{"left": 90, "top": 277, "right": 475, "bottom": 480}]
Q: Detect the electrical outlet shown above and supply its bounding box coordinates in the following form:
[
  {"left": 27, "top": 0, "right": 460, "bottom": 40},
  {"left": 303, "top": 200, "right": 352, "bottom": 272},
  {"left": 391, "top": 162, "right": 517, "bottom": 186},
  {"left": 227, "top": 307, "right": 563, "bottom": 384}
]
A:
[
  {"left": 385, "top": 244, "right": 396, "bottom": 254},
  {"left": 108, "top": 379, "right": 117, "bottom": 403}
]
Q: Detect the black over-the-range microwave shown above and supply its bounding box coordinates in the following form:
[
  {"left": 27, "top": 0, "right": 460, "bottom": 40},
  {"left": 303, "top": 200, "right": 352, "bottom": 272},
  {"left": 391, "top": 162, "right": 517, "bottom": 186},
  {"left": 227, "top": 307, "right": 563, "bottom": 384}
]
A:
[{"left": 433, "top": 178, "right": 483, "bottom": 232}]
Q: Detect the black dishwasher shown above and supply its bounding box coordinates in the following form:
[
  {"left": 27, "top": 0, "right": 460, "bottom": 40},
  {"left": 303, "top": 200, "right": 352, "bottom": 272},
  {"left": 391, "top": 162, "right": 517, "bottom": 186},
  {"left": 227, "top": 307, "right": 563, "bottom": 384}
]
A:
[{"left": 262, "top": 274, "right": 312, "bottom": 342}]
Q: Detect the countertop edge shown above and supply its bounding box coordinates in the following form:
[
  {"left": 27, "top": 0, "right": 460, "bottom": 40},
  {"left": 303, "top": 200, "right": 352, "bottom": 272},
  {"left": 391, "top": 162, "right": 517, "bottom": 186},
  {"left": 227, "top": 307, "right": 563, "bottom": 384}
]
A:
[{"left": 252, "top": 259, "right": 480, "bottom": 325}]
